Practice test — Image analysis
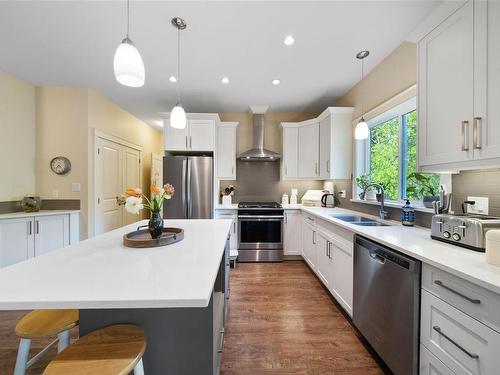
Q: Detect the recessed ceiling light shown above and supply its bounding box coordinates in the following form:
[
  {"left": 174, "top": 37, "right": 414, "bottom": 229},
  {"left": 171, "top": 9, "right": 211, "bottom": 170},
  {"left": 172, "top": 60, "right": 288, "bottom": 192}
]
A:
[
  {"left": 169, "top": 75, "right": 177, "bottom": 83},
  {"left": 221, "top": 77, "right": 229, "bottom": 84},
  {"left": 284, "top": 35, "right": 295, "bottom": 46},
  {"left": 272, "top": 79, "right": 281, "bottom": 85}
]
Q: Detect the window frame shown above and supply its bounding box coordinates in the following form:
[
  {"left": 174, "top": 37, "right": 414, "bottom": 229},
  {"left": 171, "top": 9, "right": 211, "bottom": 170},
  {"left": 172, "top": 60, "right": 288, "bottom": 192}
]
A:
[{"left": 360, "top": 97, "right": 423, "bottom": 204}]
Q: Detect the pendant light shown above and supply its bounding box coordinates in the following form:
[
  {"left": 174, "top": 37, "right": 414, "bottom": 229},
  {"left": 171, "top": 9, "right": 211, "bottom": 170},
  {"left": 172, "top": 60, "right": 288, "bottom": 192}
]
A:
[
  {"left": 113, "top": 0, "right": 145, "bottom": 88},
  {"left": 170, "top": 17, "right": 187, "bottom": 129},
  {"left": 354, "top": 50, "right": 370, "bottom": 140}
]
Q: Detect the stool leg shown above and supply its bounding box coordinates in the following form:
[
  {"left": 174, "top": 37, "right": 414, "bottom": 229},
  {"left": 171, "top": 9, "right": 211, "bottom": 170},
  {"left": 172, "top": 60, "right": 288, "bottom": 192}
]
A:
[
  {"left": 57, "top": 330, "right": 71, "bottom": 353},
  {"left": 14, "top": 338, "right": 31, "bottom": 375},
  {"left": 133, "top": 358, "right": 145, "bottom": 375}
]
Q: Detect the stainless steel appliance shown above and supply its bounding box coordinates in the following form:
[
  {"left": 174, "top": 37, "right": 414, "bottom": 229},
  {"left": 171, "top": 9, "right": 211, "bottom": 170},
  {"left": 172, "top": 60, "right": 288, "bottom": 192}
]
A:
[
  {"left": 431, "top": 213, "right": 500, "bottom": 252},
  {"left": 237, "top": 202, "right": 284, "bottom": 262},
  {"left": 321, "top": 193, "right": 335, "bottom": 208},
  {"left": 353, "top": 235, "right": 421, "bottom": 375},
  {"left": 163, "top": 156, "right": 213, "bottom": 219}
]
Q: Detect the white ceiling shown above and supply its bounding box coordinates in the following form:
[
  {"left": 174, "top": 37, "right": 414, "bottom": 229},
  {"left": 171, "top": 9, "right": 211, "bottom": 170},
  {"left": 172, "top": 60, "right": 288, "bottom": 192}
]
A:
[{"left": 0, "top": 1, "right": 440, "bottom": 129}]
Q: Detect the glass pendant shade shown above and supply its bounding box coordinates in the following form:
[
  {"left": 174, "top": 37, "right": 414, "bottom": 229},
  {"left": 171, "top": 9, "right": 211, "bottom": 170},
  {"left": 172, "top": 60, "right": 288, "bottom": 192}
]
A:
[
  {"left": 170, "top": 105, "right": 187, "bottom": 129},
  {"left": 113, "top": 39, "right": 145, "bottom": 88},
  {"left": 355, "top": 118, "right": 369, "bottom": 140}
]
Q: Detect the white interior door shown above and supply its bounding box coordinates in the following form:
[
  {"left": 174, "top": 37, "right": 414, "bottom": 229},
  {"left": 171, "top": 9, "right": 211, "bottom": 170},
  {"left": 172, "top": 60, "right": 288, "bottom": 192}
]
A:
[
  {"left": 122, "top": 147, "right": 141, "bottom": 225},
  {"left": 34, "top": 214, "right": 69, "bottom": 257},
  {"left": 151, "top": 153, "right": 163, "bottom": 187},
  {"left": 95, "top": 137, "right": 123, "bottom": 235}
]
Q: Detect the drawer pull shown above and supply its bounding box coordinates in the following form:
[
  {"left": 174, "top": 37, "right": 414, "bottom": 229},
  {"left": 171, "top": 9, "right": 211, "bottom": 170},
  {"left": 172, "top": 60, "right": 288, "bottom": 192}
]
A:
[
  {"left": 434, "top": 280, "right": 481, "bottom": 304},
  {"left": 433, "top": 326, "right": 479, "bottom": 359},
  {"left": 217, "top": 329, "right": 225, "bottom": 353}
]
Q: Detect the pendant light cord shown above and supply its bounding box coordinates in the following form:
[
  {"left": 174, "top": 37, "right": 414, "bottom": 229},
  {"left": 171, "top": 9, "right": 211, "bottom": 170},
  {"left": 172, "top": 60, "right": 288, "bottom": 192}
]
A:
[
  {"left": 126, "top": 0, "right": 130, "bottom": 38},
  {"left": 177, "top": 27, "right": 181, "bottom": 104},
  {"left": 361, "top": 57, "right": 364, "bottom": 117}
]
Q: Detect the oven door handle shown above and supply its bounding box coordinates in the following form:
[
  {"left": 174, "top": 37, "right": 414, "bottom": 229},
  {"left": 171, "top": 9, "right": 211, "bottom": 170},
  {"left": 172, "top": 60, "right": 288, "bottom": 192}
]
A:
[{"left": 238, "top": 215, "right": 284, "bottom": 219}]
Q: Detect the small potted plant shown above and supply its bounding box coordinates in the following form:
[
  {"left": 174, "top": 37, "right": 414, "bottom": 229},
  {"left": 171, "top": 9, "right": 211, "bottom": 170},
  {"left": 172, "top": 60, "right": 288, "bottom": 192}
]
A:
[
  {"left": 117, "top": 183, "right": 175, "bottom": 239},
  {"left": 406, "top": 172, "right": 439, "bottom": 208},
  {"left": 355, "top": 173, "right": 371, "bottom": 200}
]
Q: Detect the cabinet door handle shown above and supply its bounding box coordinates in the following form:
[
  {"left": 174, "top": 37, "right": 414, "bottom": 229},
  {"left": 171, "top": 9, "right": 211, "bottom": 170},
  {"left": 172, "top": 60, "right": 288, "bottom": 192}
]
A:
[
  {"left": 231, "top": 166, "right": 234, "bottom": 175},
  {"left": 328, "top": 242, "right": 332, "bottom": 259},
  {"left": 326, "top": 160, "right": 330, "bottom": 173},
  {"left": 434, "top": 280, "right": 480, "bottom": 304},
  {"left": 312, "top": 231, "right": 316, "bottom": 245},
  {"left": 432, "top": 326, "right": 479, "bottom": 359},
  {"left": 35, "top": 220, "right": 39, "bottom": 234},
  {"left": 233, "top": 222, "right": 236, "bottom": 233},
  {"left": 185, "top": 136, "right": 188, "bottom": 149},
  {"left": 315, "top": 162, "right": 318, "bottom": 175},
  {"left": 285, "top": 164, "right": 288, "bottom": 176},
  {"left": 461, "top": 121, "right": 470, "bottom": 151},
  {"left": 189, "top": 136, "right": 192, "bottom": 149},
  {"left": 325, "top": 240, "right": 328, "bottom": 257},
  {"left": 27, "top": 221, "right": 32, "bottom": 235},
  {"left": 473, "top": 117, "right": 482, "bottom": 150}
]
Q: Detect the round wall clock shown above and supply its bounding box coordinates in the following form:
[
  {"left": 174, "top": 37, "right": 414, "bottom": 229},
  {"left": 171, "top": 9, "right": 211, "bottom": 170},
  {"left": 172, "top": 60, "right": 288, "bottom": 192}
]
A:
[{"left": 50, "top": 156, "right": 71, "bottom": 175}]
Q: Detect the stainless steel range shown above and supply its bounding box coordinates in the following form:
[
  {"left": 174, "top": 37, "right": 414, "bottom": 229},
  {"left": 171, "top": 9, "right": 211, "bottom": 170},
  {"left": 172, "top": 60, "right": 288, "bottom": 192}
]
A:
[{"left": 237, "top": 202, "right": 284, "bottom": 262}]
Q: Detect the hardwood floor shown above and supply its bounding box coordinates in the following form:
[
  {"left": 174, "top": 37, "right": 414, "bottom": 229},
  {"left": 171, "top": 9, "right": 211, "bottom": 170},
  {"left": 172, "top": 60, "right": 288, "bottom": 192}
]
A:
[
  {"left": 221, "top": 261, "right": 387, "bottom": 375},
  {"left": 0, "top": 261, "right": 386, "bottom": 374}
]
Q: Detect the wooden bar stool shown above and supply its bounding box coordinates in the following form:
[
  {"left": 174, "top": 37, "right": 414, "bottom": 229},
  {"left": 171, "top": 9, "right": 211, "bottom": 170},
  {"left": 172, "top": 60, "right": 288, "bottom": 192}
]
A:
[
  {"left": 43, "top": 324, "right": 146, "bottom": 375},
  {"left": 14, "top": 309, "right": 79, "bottom": 375}
]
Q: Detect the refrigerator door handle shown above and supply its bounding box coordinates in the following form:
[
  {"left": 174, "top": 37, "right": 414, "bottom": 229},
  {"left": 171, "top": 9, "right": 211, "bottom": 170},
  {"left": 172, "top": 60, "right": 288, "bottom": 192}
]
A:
[
  {"left": 187, "top": 158, "right": 192, "bottom": 218},
  {"left": 182, "top": 158, "right": 187, "bottom": 217}
]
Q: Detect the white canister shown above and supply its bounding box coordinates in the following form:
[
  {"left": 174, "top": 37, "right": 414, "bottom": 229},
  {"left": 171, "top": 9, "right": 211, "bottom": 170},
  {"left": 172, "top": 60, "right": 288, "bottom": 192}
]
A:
[
  {"left": 222, "top": 195, "right": 232, "bottom": 206},
  {"left": 282, "top": 194, "right": 289, "bottom": 206},
  {"left": 486, "top": 230, "right": 500, "bottom": 267},
  {"left": 290, "top": 195, "right": 297, "bottom": 205}
]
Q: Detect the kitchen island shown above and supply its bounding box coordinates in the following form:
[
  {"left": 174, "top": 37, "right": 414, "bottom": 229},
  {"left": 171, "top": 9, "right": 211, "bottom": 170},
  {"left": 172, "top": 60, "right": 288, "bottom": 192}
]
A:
[{"left": 0, "top": 219, "right": 232, "bottom": 375}]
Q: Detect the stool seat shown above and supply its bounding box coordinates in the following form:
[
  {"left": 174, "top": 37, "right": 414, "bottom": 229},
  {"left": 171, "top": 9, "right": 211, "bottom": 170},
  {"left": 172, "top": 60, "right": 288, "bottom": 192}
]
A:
[
  {"left": 15, "top": 309, "right": 79, "bottom": 339},
  {"left": 43, "top": 324, "right": 146, "bottom": 375}
]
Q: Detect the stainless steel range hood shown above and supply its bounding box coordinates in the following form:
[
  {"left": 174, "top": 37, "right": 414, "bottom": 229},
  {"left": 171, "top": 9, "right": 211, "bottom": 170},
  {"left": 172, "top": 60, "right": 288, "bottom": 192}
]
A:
[{"left": 238, "top": 106, "right": 281, "bottom": 161}]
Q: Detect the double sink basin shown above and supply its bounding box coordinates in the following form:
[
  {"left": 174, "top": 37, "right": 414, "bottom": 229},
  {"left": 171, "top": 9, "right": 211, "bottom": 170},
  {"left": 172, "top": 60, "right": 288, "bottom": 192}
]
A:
[{"left": 330, "top": 214, "right": 391, "bottom": 227}]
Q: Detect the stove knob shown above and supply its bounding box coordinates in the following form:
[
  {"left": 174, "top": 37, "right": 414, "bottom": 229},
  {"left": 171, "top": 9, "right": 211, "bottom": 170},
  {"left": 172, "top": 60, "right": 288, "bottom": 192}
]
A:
[
  {"left": 452, "top": 233, "right": 461, "bottom": 241},
  {"left": 443, "top": 231, "right": 451, "bottom": 239}
]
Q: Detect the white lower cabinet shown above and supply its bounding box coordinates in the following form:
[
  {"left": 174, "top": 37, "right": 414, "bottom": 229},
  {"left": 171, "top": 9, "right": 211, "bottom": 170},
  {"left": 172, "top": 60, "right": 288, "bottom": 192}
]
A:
[
  {"left": 215, "top": 210, "right": 238, "bottom": 251},
  {"left": 420, "top": 344, "right": 455, "bottom": 375},
  {"left": 283, "top": 210, "right": 301, "bottom": 256},
  {"left": 300, "top": 213, "right": 353, "bottom": 316},
  {"left": 0, "top": 213, "right": 77, "bottom": 268},
  {"left": 421, "top": 289, "right": 500, "bottom": 375}
]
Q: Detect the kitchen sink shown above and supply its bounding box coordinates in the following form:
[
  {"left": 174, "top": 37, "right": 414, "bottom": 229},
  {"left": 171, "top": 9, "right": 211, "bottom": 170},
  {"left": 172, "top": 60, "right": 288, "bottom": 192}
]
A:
[
  {"left": 352, "top": 221, "right": 391, "bottom": 227},
  {"left": 330, "top": 214, "right": 374, "bottom": 222}
]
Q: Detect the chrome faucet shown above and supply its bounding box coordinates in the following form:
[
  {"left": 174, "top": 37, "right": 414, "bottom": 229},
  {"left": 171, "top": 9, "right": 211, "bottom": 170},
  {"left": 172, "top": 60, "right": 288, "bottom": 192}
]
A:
[{"left": 363, "top": 183, "right": 389, "bottom": 220}]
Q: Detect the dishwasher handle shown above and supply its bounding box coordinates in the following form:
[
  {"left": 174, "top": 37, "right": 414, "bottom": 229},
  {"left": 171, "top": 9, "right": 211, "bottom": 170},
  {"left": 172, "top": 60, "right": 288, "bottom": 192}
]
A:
[{"left": 369, "top": 252, "right": 386, "bottom": 264}]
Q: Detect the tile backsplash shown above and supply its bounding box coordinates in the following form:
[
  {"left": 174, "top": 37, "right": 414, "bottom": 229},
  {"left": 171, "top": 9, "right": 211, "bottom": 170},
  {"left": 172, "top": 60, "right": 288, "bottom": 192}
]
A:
[
  {"left": 451, "top": 169, "right": 500, "bottom": 216},
  {"left": 220, "top": 160, "right": 323, "bottom": 203}
]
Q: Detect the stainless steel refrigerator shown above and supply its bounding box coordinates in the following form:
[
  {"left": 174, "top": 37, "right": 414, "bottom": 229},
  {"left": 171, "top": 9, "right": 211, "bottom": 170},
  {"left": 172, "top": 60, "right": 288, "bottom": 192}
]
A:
[{"left": 163, "top": 156, "right": 213, "bottom": 219}]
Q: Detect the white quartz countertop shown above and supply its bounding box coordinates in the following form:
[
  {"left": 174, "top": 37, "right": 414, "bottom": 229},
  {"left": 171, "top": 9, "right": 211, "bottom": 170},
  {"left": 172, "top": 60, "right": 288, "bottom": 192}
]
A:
[
  {"left": 215, "top": 204, "right": 238, "bottom": 210},
  {"left": 0, "top": 210, "right": 80, "bottom": 219},
  {"left": 301, "top": 206, "right": 500, "bottom": 295},
  {"left": 0, "top": 219, "right": 232, "bottom": 310}
]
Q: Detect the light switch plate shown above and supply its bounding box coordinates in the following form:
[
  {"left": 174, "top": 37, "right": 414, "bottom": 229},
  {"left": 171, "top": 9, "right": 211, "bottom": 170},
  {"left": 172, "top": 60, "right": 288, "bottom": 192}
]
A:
[
  {"left": 52, "top": 190, "right": 59, "bottom": 198},
  {"left": 72, "top": 182, "right": 81, "bottom": 192},
  {"left": 338, "top": 190, "right": 346, "bottom": 198},
  {"left": 467, "top": 196, "right": 489, "bottom": 215}
]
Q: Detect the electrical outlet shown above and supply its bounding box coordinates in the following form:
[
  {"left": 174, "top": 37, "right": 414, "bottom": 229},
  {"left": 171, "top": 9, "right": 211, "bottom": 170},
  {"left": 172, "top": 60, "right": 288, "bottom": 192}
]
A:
[
  {"left": 467, "top": 196, "right": 489, "bottom": 215},
  {"left": 52, "top": 190, "right": 59, "bottom": 198},
  {"left": 338, "top": 190, "right": 347, "bottom": 198},
  {"left": 72, "top": 182, "right": 81, "bottom": 192}
]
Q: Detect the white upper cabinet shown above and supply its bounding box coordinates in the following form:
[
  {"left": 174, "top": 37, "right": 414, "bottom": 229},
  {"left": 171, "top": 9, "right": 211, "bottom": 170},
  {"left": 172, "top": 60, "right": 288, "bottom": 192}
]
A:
[
  {"left": 163, "top": 114, "right": 219, "bottom": 152},
  {"left": 319, "top": 109, "right": 354, "bottom": 180},
  {"left": 474, "top": 0, "right": 500, "bottom": 160},
  {"left": 298, "top": 122, "right": 320, "bottom": 178},
  {"left": 281, "top": 107, "right": 353, "bottom": 180},
  {"left": 282, "top": 127, "right": 298, "bottom": 179},
  {"left": 216, "top": 122, "right": 238, "bottom": 180},
  {"left": 417, "top": 0, "right": 500, "bottom": 171}
]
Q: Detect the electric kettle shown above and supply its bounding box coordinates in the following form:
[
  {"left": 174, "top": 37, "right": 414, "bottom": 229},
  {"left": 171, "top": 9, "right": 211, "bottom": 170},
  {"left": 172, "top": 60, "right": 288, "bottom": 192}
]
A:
[{"left": 321, "top": 193, "right": 335, "bottom": 208}]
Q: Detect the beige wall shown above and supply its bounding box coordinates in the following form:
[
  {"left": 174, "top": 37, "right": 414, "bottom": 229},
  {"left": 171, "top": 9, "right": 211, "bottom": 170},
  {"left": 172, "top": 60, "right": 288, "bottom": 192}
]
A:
[
  {"left": 335, "top": 41, "right": 417, "bottom": 119},
  {"left": 35, "top": 87, "right": 162, "bottom": 239},
  {"left": 0, "top": 70, "right": 36, "bottom": 201}
]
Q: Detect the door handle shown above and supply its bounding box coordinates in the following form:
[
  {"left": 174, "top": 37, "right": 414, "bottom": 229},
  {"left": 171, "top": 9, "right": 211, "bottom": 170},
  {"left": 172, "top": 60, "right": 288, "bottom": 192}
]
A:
[
  {"left": 217, "top": 328, "right": 225, "bottom": 353},
  {"left": 369, "top": 251, "right": 385, "bottom": 264},
  {"left": 285, "top": 164, "right": 288, "bottom": 176},
  {"left": 185, "top": 136, "right": 188, "bottom": 149},
  {"left": 233, "top": 222, "right": 236, "bottom": 233},
  {"left": 433, "top": 280, "right": 480, "bottom": 304},
  {"left": 312, "top": 231, "right": 316, "bottom": 245},
  {"left": 473, "top": 117, "right": 482, "bottom": 150},
  {"left": 461, "top": 121, "right": 470, "bottom": 151},
  {"left": 35, "top": 220, "right": 39, "bottom": 234},
  {"left": 27, "top": 221, "right": 32, "bottom": 235},
  {"left": 315, "top": 162, "right": 318, "bottom": 175},
  {"left": 326, "top": 160, "right": 330, "bottom": 173},
  {"left": 189, "top": 136, "right": 192, "bottom": 149},
  {"left": 433, "top": 326, "right": 479, "bottom": 359},
  {"left": 328, "top": 242, "right": 332, "bottom": 259}
]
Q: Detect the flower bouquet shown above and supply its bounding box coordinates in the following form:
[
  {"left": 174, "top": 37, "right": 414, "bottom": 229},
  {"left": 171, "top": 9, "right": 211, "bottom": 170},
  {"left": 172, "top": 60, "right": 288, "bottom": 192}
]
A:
[{"left": 117, "top": 183, "right": 175, "bottom": 239}]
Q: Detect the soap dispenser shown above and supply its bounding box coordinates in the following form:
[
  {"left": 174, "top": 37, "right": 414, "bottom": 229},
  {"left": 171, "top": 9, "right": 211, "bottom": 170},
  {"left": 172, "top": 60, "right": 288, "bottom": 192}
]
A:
[{"left": 401, "top": 199, "right": 415, "bottom": 226}]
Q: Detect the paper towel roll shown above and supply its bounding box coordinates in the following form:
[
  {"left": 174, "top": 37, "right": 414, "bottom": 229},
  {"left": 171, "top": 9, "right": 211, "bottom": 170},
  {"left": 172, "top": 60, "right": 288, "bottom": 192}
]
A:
[{"left": 486, "top": 230, "right": 500, "bottom": 267}]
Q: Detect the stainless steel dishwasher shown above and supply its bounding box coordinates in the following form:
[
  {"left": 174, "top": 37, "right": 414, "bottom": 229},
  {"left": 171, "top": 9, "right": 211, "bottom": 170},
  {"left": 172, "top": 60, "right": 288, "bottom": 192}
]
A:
[{"left": 353, "top": 235, "right": 421, "bottom": 375}]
